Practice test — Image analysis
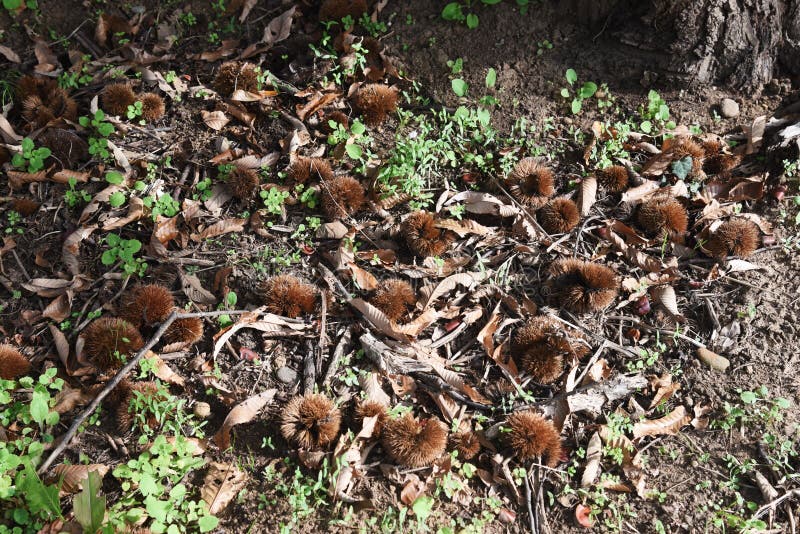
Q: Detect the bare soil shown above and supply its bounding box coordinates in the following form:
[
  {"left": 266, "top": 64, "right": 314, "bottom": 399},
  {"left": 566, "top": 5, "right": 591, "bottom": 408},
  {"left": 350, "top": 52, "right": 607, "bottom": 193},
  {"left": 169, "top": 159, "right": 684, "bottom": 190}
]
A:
[{"left": 1, "top": 1, "right": 799, "bottom": 533}]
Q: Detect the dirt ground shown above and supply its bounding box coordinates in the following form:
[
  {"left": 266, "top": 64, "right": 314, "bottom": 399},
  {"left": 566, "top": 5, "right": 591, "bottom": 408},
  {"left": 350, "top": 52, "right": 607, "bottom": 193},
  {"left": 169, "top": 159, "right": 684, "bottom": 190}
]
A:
[{"left": 1, "top": 0, "right": 799, "bottom": 533}]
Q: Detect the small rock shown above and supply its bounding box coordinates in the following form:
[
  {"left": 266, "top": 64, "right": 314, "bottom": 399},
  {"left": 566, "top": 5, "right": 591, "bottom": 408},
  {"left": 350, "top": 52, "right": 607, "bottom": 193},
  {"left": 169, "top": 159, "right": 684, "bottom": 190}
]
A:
[
  {"left": 276, "top": 366, "right": 297, "bottom": 384},
  {"left": 193, "top": 402, "right": 211, "bottom": 419},
  {"left": 719, "top": 98, "right": 740, "bottom": 118}
]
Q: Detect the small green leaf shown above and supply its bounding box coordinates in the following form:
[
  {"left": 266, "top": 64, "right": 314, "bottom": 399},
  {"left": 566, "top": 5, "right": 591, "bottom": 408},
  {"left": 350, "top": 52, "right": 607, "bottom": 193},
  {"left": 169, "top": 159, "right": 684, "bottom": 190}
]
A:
[
  {"left": 199, "top": 515, "right": 219, "bottom": 532},
  {"left": 30, "top": 388, "right": 49, "bottom": 425},
  {"left": 345, "top": 144, "right": 363, "bottom": 160},
  {"left": 671, "top": 156, "right": 693, "bottom": 180},
  {"left": 565, "top": 68, "right": 577, "bottom": 85},
  {"left": 579, "top": 81, "right": 598, "bottom": 99},
  {"left": 481, "top": 0, "right": 502, "bottom": 4},
  {"left": 21, "top": 137, "right": 34, "bottom": 151},
  {"left": 106, "top": 171, "right": 124, "bottom": 184},
  {"left": 101, "top": 250, "right": 116, "bottom": 265},
  {"left": 571, "top": 99, "right": 582, "bottom": 115},
  {"left": 451, "top": 78, "right": 468, "bottom": 97},
  {"left": 465, "top": 13, "right": 478, "bottom": 28},
  {"left": 640, "top": 121, "right": 652, "bottom": 134},
  {"left": 350, "top": 120, "right": 366, "bottom": 135},
  {"left": 109, "top": 191, "right": 126, "bottom": 207},
  {"left": 739, "top": 390, "right": 757, "bottom": 404},
  {"left": 126, "top": 239, "right": 142, "bottom": 253},
  {"left": 476, "top": 108, "right": 490, "bottom": 126},
  {"left": 485, "top": 68, "right": 496, "bottom": 89},
  {"left": 412, "top": 495, "right": 434, "bottom": 522},
  {"left": 441, "top": 3, "right": 464, "bottom": 21}
]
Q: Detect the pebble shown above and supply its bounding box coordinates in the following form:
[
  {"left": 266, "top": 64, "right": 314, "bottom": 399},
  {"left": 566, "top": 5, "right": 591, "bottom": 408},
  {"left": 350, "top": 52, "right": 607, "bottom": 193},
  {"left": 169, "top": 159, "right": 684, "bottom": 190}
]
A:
[
  {"left": 276, "top": 366, "right": 298, "bottom": 384},
  {"left": 720, "top": 98, "right": 740, "bottom": 118},
  {"left": 193, "top": 402, "right": 211, "bottom": 419}
]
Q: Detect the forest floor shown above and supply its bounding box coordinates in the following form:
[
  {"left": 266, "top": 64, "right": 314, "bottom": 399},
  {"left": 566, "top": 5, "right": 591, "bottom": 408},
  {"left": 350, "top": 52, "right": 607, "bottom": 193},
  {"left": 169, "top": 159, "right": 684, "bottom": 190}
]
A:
[{"left": 0, "top": 0, "right": 799, "bottom": 533}]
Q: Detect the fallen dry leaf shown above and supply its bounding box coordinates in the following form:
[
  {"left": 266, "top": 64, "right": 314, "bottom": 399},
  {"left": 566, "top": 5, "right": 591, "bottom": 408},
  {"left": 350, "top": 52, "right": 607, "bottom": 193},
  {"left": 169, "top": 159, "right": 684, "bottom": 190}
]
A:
[
  {"left": 52, "top": 464, "right": 109, "bottom": 495},
  {"left": 213, "top": 389, "right": 277, "bottom": 449},
  {"left": 190, "top": 218, "right": 247, "bottom": 241},
  {"left": 211, "top": 311, "right": 309, "bottom": 358},
  {"left": 632, "top": 406, "right": 690, "bottom": 439},
  {"left": 578, "top": 177, "right": 597, "bottom": 216},
  {"left": 201, "top": 110, "right": 230, "bottom": 131},
  {"left": 201, "top": 462, "right": 249, "bottom": 515},
  {"left": 581, "top": 431, "right": 602, "bottom": 488}
]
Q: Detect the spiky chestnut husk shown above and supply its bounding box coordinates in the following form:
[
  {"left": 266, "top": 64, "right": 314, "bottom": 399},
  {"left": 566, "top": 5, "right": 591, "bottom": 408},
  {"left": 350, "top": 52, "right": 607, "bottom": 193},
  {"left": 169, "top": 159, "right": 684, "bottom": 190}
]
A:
[
  {"left": 636, "top": 197, "right": 689, "bottom": 239},
  {"left": 139, "top": 93, "right": 165, "bottom": 122},
  {"left": 259, "top": 274, "right": 317, "bottom": 318},
  {"left": 370, "top": 279, "right": 415, "bottom": 322},
  {"left": 116, "top": 381, "right": 165, "bottom": 433},
  {"left": 597, "top": 165, "right": 629, "bottom": 193},
  {"left": 0, "top": 345, "right": 31, "bottom": 380},
  {"left": 281, "top": 394, "right": 341, "bottom": 449},
  {"left": 381, "top": 413, "right": 448, "bottom": 467},
  {"left": 506, "top": 410, "right": 562, "bottom": 466},
  {"left": 663, "top": 137, "right": 705, "bottom": 176},
  {"left": 705, "top": 218, "right": 760, "bottom": 258},
  {"left": 704, "top": 153, "right": 742, "bottom": 175},
  {"left": 701, "top": 140, "right": 723, "bottom": 156},
  {"left": 12, "top": 198, "right": 39, "bottom": 216},
  {"left": 82, "top": 317, "right": 144, "bottom": 371},
  {"left": 547, "top": 259, "right": 618, "bottom": 314},
  {"left": 163, "top": 315, "right": 204, "bottom": 346},
  {"left": 37, "top": 129, "right": 89, "bottom": 170},
  {"left": 17, "top": 76, "right": 77, "bottom": 127},
  {"left": 102, "top": 83, "right": 137, "bottom": 116},
  {"left": 401, "top": 211, "right": 453, "bottom": 258},
  {"left": 320, "top": 176, "right": 365, "bottom": 219},
  {"left": 511, "top": 316, "right": 589, "bottom": 384},
  {"left": 450, "top": 431, "right": 480, "bottom": 460},
  {"left": 286, "top": 156, "right": 334, "bottom": 184},
  {"left": 537, "top": 198, "right": 580, "bottom": 234},
  {"left": 352, "top": 83, "right": 398, "bottom": 126},
  {"left": 119, "top": 285, "right": 175, "bottom": 328},
  {"left": 355, "top": 401, "right": 388, "bottom": 437},
  {"left": 319, "top": 0, "right": 368, "bottom": 21},
  {"left": 228, "top": 167, "right": 260, "bottom": 200},
  {"left": 505, "top": 158, "right": 555, "bottom": 209},
  {"left": 214, "top": 61, "right": 259, "bottom": 96}
]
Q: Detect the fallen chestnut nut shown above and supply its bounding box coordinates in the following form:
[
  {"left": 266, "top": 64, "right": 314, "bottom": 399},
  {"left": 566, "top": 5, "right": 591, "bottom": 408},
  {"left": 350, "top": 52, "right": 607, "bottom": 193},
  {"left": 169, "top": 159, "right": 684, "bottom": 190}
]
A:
[
  {"left": 635, "top": 295, "right": 650, "bottom": 315},
  {"left": 625, "top": 328, "right": 641, "bottom": 342}
]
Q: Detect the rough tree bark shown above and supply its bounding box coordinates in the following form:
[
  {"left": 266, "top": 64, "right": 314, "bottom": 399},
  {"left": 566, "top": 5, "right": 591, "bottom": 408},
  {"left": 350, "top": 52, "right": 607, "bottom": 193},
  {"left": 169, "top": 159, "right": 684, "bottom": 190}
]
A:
[{"left": 573, "top": 0, "right": 800, "bottom": 92}]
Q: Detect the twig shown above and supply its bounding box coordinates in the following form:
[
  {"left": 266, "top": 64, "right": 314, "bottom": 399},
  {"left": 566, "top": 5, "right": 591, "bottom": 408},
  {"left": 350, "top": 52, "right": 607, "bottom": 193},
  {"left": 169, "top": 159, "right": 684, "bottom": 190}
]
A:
[
  {"left": 754, "top": 490, "right": 800, "bottom": 520},
  {"left": 11, "top": 250, "right": 30, "bottom": 281},
  {"left": 316, "top": 286, "right": 328, "bottom": 376},
  {"left": 303, "top": 339, "right": 316, "bottom": 395},
  {"left": 322, "top": 327, "right": 352, "bottom": 387},
  {"left": 525, "top": 469, "right": 538, "bottom": 534},
  {"left": 37, "top": 309, "right": 253, "bottom": 475}
]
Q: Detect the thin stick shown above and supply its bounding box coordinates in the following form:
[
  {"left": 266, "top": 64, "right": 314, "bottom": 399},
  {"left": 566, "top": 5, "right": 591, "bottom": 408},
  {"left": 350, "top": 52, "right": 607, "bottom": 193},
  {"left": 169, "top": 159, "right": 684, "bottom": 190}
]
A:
[
  {"left": 322, "top": 327, "right": 352, "bottom": 387},
  {"left": 37, "top": 309, "right": 252, "bottom": 475},
  {"left": 753, "top": 490, "right": 800, "bottom": 520},
  {"left": 525, "top": 469, "right": 538, "bottom": 534}
]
